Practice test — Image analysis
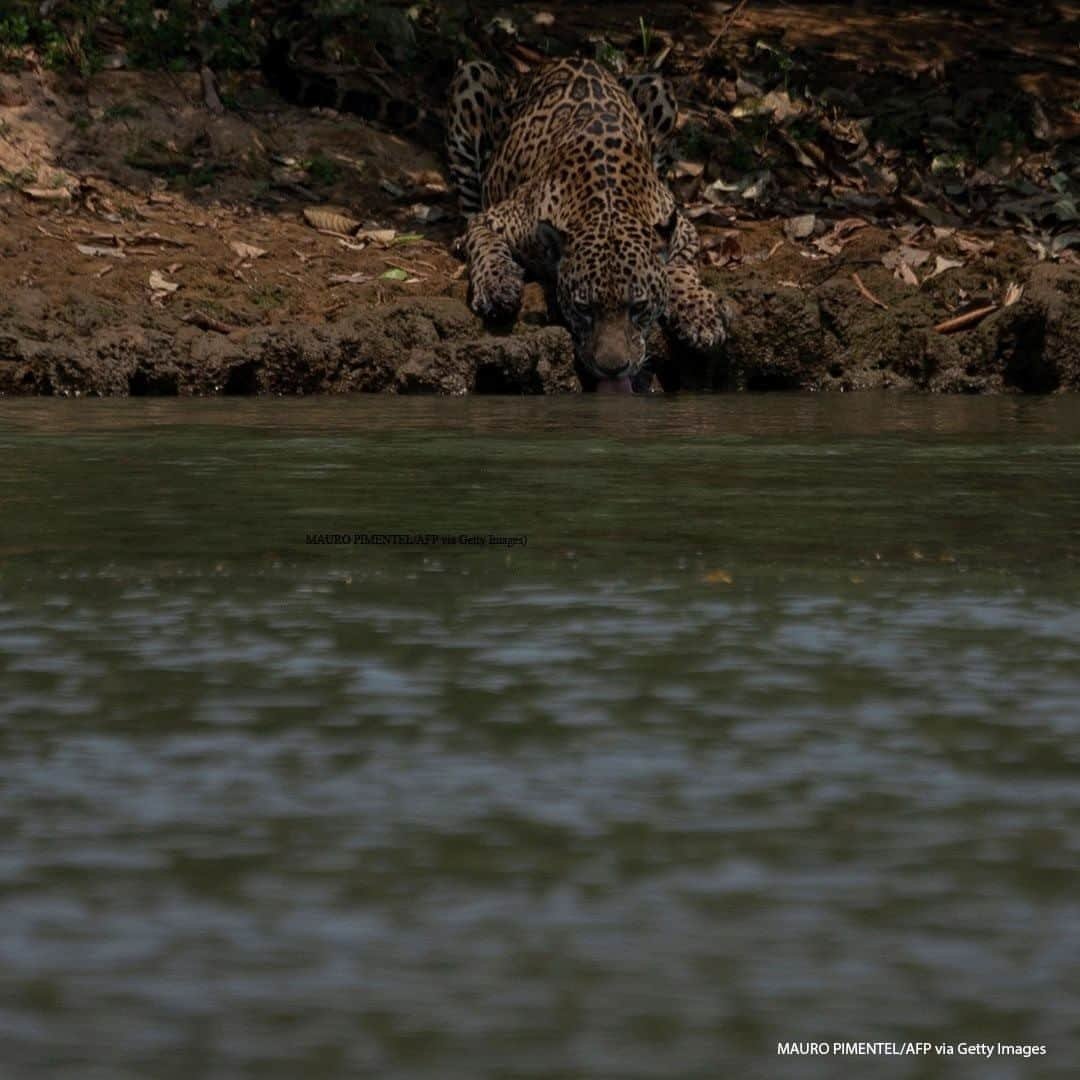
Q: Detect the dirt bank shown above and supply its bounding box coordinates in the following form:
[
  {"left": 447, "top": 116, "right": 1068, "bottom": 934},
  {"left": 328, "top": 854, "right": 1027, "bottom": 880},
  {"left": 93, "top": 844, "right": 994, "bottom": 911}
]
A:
[{"left": 1, "top": 2, "right": 1078, "bottom": 395}]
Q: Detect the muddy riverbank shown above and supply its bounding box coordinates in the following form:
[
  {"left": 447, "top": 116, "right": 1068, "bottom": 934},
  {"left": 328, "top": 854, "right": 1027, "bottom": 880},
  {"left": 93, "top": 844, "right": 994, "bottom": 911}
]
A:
[{"left": 2, "top": 2, "right": 1077, "bottom": 395}]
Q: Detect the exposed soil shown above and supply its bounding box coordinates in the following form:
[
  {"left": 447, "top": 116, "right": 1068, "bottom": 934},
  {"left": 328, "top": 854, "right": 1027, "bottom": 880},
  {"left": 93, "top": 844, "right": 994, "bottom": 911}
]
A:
[{"left": 1, "top": 2, "right": 1078, "bottom": 395}]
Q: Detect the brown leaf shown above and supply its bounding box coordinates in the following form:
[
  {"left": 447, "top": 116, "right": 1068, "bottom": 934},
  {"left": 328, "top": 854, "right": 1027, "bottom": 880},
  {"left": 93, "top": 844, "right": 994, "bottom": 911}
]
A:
[
  {"left": 896, "top": 261, "right": 919, "bottom": 287},
  {"left": 149, "top": 270, "right": 179, "bottom": 293},
  {"left": 355, "top": 228, "right": 398, "bottom": 245},
  {"left": 955, "top": 234, "right": 994, "bottom": 255},
  {"left": 784, "top": 214, "right": 817, "bottom": 240},
  {"left": 674, "top": 160, "right": 705, "bottom": 179},
  {"left": 703, "top": 233, "right": 743, "bottom": 267},
  {"left": 230, "top": 241, "right": 267, "bottom": 261},
  {"left": 834, "top": 218, "right": 869, "bottom": 237},
  {"left": 303, "top": 207, "right": 360, "bottom": 235},
  {"left": 882, "top": 246, "right": 931, "bottom": 274},
  {"left": 925, "top": 255, "right": 965, "bottom": 280}
]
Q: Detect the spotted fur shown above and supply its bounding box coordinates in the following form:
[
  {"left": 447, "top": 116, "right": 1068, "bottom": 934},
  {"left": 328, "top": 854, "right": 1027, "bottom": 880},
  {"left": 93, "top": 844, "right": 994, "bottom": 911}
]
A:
[{"left": 447, "top": 58, "right": 726, "bottom": 382}]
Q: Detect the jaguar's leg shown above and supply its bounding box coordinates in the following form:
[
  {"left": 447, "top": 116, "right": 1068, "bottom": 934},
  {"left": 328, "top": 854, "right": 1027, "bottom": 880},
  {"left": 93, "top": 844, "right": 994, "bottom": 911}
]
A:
[
  {"left": 621, "top": 72, "right": 678, "bottom": 176},
  {"left": 446, "top": 61, "right": 510, "bottom": 216},
  {"left": 463, "top": 197, "right": 536, "bottom": 324},
  {"left": 663, "top": 210, "right": 728, "bottom": 351}
]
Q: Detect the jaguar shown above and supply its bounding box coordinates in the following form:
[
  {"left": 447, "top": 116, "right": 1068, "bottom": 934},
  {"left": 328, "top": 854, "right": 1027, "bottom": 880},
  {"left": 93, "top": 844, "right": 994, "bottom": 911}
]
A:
[{"left": 447, "top": 58, "right": 727, "bottom": 391}]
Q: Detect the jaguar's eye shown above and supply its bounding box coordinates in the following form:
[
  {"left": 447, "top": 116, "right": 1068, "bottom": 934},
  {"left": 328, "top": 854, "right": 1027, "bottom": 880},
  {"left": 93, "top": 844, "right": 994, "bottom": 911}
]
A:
[
  {"left": 629, "top": 298, "right": 651, "bottom": 324},
  {"left": 571, "top": 296, "right": 592, "bottom": 320}
]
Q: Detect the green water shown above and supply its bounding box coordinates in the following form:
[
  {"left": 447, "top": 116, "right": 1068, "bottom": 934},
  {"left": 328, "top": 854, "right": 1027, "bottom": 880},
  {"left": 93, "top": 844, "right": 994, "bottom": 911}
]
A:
[{"left": 1, "top": 395, "right": 1079, "bottom": 1078}]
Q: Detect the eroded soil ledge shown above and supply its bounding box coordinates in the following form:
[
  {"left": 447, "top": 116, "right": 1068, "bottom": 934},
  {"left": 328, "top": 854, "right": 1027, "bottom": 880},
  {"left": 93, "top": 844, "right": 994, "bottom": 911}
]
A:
[{"left": 2, "top": 2, "right": 1077, "bottom": 395}]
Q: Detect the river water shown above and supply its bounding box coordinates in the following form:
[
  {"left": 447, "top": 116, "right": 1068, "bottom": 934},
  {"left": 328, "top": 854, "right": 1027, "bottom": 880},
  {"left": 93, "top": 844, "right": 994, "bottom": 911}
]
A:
[{"left": 1, "top": 395, "right": 1078, "bottom": 1078}]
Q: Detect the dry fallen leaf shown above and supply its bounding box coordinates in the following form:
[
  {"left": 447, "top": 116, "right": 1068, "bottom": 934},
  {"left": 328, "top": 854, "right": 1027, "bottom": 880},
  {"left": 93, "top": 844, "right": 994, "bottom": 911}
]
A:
[
  {"left": 784, "top": 213, "right": 816, "bottom": 240},
  {"left": 834, "top": 218, "right": 869, "bottom": 238},
  {"left": 329, "top": 272, "right": 370, "bottom": 285},
  {"left": 410, "top": 204, "right": 446, "bottom": 224},
  {"left": 896, "top": 261, "right": 920, "bottom": 287},
  {"left": 882, "top": 245, "right": 933, "bottom": 282},
  {"left": 883, "top": 245, "right": 931, "bottom": 270},
  {"left": 925, "top": 255, "right": 965, "bottom": 280},
  {"left": 355, "top": 228, "right": 397, "bottom": 245},
  {"left": 149, "top": 270, "right": 179, "bottom": 293},
  {"left": 1051, "top": 231, "right": 1080, "bottom": 255},
  {"left": 303, "top": 207, "right": 360, "bottom": 235},
  {"left": 1003, "top": 281, "right": 1024, "bottom": 307},
  {"left": 703, "top": 570, "right": 733, "bottom": 585},
  {"left": 230, "top": 241, "right": 267, "bottom": 261},
  {"left": 703, "top": 233, "right": 743, "bottom": 267},
  {"left": 77, "top": 243, "right": 126, "bottom": 259},
  {"left": 955, "top": 234, "right": 994, "bottom": 255},
  {"left": 674, "top": 160, "right": 705, "bottom": 179}
]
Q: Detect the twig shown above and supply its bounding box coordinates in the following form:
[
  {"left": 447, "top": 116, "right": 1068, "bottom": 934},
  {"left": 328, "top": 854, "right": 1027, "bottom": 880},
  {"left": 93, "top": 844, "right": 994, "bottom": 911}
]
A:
[
  {"left": 366, "top": 45, "right": 393, "bottom": 73},
  {"left": 182, "top": 311, "right": 235, "bottom": 334},
  {"left": 708, "top": 0, "right": 752, "bottom": 52},
  {"left": 852, "top": 271, "right": 888, "bottom": 310},
  {"left": 933, "top": 304, "right": 997, "bottom": 335},
  {"left": 363, "top": 70, "right": 396, "bottom": 101}
]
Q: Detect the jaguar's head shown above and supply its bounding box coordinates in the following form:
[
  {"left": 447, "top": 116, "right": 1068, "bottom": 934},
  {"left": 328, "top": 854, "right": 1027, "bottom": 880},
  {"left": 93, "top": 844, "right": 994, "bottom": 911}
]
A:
[{"left": 539, "top": 217, "right": 673, "bottom": 392}]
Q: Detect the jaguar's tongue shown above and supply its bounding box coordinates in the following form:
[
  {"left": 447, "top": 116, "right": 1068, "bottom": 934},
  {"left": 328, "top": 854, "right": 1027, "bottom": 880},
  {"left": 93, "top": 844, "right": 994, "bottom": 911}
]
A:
[{"left": 595, "top": 376, "right": 634, "bottom": 395}]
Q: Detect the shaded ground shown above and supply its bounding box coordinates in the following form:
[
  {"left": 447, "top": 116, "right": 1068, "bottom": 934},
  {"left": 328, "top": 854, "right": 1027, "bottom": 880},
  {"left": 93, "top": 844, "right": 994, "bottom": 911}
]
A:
[{"left": 1, "top": 1, "right": 1078, "bottom": 395}]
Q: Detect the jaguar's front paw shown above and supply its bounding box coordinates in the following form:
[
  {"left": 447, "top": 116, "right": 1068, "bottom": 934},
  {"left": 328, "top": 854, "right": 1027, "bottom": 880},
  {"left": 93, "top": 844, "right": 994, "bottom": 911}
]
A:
[
  {"left": 468, "top": 264, "right": 525, "bottom": 325},
  {"left": 669, "top": 290, "right": 728, "bottom": 352}
]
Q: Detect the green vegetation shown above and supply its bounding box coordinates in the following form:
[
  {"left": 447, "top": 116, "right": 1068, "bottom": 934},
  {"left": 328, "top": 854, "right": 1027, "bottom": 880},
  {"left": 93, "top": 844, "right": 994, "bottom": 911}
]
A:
[
  {"left": 0, "top": 166, "right": 37, "bottom": 188},
  {"left": 974, "top": 108, "right": 1028, "bottom": 163},
  {"left": 104, "top": 103, "right": 142, "bottom": 121},
  {"left": 0, "top": 1, "right": 263, "bottom": 76},
  {"left": 638, "top": 17, "right": 654, "bottom": 63},
  {"left": 593, "top": 38, "right": 625, "bottom": 75},
  {"left": 755, "top": 40, "right": 796, "bottom": 96},
  {"left": 303, "top": 152, "right": 343, "bottom": 186},
  {"left": 122, "top": 1, "right": 261, "bottom": 71},
  {"left": 123, "top": 139, "right": 230, "bottom": 189},
  {"left": 0, "top": 12, "right": 31, "bottom": 53},
  {"left": 250, "top": 284, "right": 287, "bottom": 309}
]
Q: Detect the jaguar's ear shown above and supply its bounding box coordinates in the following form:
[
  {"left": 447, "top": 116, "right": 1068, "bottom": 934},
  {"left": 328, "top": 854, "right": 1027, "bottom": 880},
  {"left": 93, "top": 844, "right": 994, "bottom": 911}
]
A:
[
  {"left": 537, "top": 219, "right": 565, "bottom": 264},
  {"left": 654, "top": 209, "right": 678, "bottom": 263}
]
